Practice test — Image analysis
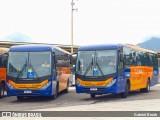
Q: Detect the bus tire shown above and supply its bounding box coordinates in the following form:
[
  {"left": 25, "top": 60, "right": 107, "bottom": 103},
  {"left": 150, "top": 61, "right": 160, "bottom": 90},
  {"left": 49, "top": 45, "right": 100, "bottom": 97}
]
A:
[
  {"left": 90, "top": 94, "right": 96, "bottom": 98},
  {"left": 64, "top": 80, "right": 69, "bottom": 93},
  {"left": 140, "top": 79, "right": 150, "bottom": 93},
  {"left": 17, "top": 96, "right": 24, "bottom": 101},
  {"left": 52, "top": 84, "right": 59, "bottom": 99},
  {"left": 0, "top": 82, "right": 4, "bottom": 98},
  {"left": 120, "top": 82, "right": 129, "bottom": 98}
]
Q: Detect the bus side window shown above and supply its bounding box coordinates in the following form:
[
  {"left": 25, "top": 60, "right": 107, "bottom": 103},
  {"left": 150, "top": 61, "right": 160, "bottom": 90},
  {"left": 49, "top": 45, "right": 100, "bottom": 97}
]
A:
[{"left": 153, "top": 54, "right": 158, "bottom": 68}]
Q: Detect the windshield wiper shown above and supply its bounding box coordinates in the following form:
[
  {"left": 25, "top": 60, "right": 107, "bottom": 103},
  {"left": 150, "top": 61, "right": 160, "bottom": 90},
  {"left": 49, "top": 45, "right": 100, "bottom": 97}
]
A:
[
  {"left": 84, "top": 57, "right": 94, "bottom": 76},
  {"left": 95, "top": 62, "right": 104, "bottom": 76},
  {"left": 29, "top": 59, "right": 40, "bottom": 80},
  {"left": 30, "top": 65, "right": 40, "bottom": 80},
  {"left": 84, "top": 63, "right": 92, "bottom": 76},
  {"left": 16, "top": 63, "right": 27, "bottom": 80}
]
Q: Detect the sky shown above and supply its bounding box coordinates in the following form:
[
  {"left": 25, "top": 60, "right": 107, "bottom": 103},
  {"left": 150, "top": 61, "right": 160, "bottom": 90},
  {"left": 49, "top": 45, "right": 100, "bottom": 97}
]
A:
[{"left": 0, "top": 0, "right": 160, "bottom": 45}]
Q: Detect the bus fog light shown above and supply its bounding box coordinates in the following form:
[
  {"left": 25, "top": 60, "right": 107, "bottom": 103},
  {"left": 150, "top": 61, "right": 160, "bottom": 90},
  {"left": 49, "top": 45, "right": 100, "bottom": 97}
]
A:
[{"left": 106, "top": 79, "right": 116, "bottom": 87}]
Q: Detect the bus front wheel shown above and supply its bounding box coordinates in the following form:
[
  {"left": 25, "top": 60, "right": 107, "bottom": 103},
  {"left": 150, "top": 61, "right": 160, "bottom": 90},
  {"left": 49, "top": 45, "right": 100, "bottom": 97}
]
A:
[
  {"left": 120, "top": 82, "right": 129, "bottom": 98},
  {"left": 64, "top": 80, "right": 69, "bottom": 93},
  {"left": 90, "top": 94, "right": 96, "bottom": 98},
  {"left": 0, "top": 83, "right": 5, "bottom": 98},
  {"left": 52, "top": 84, "right": 59, "bottom": 99},
  {"left": 17, "top": 96, "right": 24, "bottom": 101}
]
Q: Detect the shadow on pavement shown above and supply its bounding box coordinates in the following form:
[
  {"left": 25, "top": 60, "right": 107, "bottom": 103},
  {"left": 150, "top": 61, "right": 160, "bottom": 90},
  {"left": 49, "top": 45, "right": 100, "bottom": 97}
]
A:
[
  {"left": 10, "top": 90, "right": 67, "bottom": 103},
  {"left": 81, "top": 89, "right": 158, "bottom": 104}
]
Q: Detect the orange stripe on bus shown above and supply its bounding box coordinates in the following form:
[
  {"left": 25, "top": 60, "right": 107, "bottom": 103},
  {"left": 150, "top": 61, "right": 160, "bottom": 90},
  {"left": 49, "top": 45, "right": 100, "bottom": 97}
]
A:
[
  {"left": 8, "top": 80, "right": 48, "bottom": 89},
  {"left": 77, "top": 78, "right": 113, "bottom": 87}
]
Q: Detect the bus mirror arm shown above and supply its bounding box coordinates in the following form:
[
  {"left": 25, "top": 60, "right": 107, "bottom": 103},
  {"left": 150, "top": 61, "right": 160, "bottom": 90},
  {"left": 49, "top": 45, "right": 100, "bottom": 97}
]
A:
[{"left": 72, "top": 52, "right": 77, "bottom": 55}]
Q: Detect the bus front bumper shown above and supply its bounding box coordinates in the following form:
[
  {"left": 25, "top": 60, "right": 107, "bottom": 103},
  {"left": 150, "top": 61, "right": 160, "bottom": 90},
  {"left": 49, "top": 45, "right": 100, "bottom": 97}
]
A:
[
  {"left": 7, "top": 86, "right": 52, "bottom": 97},
  {"left": 76, "top": 85, "right": 117, "bottom": 95}
]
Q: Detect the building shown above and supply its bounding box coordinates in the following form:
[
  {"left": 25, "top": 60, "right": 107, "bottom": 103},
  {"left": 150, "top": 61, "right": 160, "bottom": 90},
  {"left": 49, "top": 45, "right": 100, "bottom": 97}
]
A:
[{"left": 0, "top": 40, "right": 80, "bottom": 53}]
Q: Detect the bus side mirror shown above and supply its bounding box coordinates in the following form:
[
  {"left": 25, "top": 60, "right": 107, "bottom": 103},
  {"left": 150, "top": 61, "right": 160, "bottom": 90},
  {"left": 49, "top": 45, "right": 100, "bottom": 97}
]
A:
[
  {"left": 70, "top": 52, "right": 77, "bottom": 65},
  {"left": 119, "top": 51, "right": 124, "bottom": 62},
  {"left": 69, "top": 55, "right": 72, "bottom": 64},
  {"left": 120, "top": 53, "right": 124, "bottom": 62}
]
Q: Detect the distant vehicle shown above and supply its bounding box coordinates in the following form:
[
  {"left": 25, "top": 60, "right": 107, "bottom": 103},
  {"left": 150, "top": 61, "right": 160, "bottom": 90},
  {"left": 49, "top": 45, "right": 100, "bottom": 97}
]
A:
[
  {"left": 75, "top": 44, "right": 159, "bottom": 98},
  {"left": 0, "top": 48, "right": 9, "bottom": 98},
  {"left": 7, "top": 45, "right": 72, "bottom": 100}
]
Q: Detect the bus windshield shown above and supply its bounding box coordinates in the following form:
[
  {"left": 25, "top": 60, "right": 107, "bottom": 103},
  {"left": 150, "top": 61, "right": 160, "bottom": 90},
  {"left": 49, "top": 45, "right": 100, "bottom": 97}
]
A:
[
  {"left": 76, "top": 50, "right": 117, "bottom": 76},
  {"left": 7, "top": 51, "right": 51, "bottom": 79}
]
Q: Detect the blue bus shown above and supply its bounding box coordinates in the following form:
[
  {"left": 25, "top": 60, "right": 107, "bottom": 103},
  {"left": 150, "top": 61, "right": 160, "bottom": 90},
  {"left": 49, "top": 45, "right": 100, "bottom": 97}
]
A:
[
  {"left": 7, "top": 45, "right": 72, "bottom": 100},
  {"left": 75, "top": 44, "right": 159, "bottom": 98}
]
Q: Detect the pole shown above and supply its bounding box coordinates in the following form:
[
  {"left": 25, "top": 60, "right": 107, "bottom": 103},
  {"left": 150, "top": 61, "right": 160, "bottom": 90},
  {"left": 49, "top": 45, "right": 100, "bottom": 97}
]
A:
[{"left": 71, "top": 0, "right": 74, "bottom": 54}]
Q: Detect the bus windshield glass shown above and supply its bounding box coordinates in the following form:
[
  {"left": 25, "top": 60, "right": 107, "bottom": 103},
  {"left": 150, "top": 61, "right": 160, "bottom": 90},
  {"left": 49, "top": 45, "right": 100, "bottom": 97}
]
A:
[
  {"left": 7, "top": 51, "right": 51, "bottom": 79},
  {"left": 76, "top": 50, "right": 117, "bottom": 76}
]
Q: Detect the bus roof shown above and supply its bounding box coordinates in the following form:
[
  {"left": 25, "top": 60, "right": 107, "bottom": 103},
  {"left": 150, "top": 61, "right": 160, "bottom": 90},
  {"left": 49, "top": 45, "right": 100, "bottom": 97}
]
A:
[
  {"left": 9, "top": 44, "right": 70, "bottom": 54},
  {"left": 78, "top": 44, "right": 157, "bottom": 54},
  {"left": 78, "top": 44, "right": 123, "bottom": 51}
]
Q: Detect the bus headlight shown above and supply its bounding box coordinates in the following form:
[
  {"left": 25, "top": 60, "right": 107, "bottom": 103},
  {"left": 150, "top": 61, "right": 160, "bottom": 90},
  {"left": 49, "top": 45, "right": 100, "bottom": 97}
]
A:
[
  {"left": 7, "top": 83, "right": 14, "bottom": 89},
  {"left": 106, "top": 79, "right": 116, "bottom": 87},
  {"left": 41, "top": 81, "right": 51, "bottom": 90},
  {"left": 76, "top": 81, "right": 82, "bottom": 86}
]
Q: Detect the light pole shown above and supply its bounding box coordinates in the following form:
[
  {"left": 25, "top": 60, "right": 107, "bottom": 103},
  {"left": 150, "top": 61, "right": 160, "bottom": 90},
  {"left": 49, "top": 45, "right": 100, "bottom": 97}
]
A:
[{"left": 71, "top": 0, "right": 78, "bottom": 54}]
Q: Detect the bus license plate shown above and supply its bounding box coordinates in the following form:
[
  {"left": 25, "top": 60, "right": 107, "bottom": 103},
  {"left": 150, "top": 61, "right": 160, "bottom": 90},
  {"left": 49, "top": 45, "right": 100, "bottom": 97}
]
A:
[
  {"left": 90, "top": 88, "right": 97, "bottom": 91},
  {"left": 24, "top": 90, "right": 32, "bottom": 94}
]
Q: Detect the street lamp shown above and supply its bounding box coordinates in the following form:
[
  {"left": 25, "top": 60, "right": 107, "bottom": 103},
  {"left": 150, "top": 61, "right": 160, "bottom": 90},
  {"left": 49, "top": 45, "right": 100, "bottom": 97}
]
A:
[{"left": 71, "top": 0, "right": 78, "bottom": 54}]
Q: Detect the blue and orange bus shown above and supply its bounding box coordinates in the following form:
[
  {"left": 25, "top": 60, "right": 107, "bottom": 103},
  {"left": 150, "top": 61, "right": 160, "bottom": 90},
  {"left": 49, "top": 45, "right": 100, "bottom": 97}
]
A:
[
  {"left": 75, "top": 44, "right": 159, "bottom": 98},
  {"left": 0, "top": 47, "right": 9, "bottom": 98},
  {"left": 7, "top": 45, "right": 71, "bottom": 100}
]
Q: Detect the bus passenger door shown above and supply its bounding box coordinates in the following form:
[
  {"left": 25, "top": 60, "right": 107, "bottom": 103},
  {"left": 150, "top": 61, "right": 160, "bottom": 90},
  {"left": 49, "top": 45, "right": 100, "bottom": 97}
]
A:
[
  {"left": 117, "top": 50, "right": 125, "bottom": 93},
  {"left": 52, "top": 52, "right": 58, "bottom": 95}
]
